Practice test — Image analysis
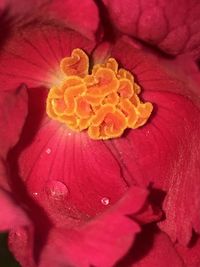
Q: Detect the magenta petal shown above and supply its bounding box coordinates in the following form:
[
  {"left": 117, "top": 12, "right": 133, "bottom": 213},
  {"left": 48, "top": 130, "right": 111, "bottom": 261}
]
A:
[
  {"left": 0, "top": 159, "right": 30, "bottom": 231},
  {"left": 131, "top": 230, "right": 183, "bottom": 267},
  {"left": 0, "top": 22, "right": 96, "bottom": 91},
  {"left": 105, "top": 0, "right": 200, "bottom": 59},
  {"left": 0, "top": 85, "right": 28, "bottom": 158},
  {"left": 17, "top": 120, "right": 129, "bottom": 220},
  {"left": 0, "top": 186, "right": 29, "bottom": 231},
  {"left": 109, "top": 38, "right": 200, "bottom": 245},
  {"left": 176, "top": 237, "right": 200, "bottom": 267},
  {"left": 0, "top": 84, "right": 29, "bottom": 231},
  {"left": 0, "top": 0, "right": 5, "bottom": 11},
  {"left": 39, "top": 186, "right": 147, "bottom": 267},
  {"left": 43, "top": 0, "right": 100, "bottom": 40}
]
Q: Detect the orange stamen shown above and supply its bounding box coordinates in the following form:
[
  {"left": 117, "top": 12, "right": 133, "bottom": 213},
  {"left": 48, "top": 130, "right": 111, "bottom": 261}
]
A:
[{"left": 46, "top": 48, "right": 153, "bottom": 139}]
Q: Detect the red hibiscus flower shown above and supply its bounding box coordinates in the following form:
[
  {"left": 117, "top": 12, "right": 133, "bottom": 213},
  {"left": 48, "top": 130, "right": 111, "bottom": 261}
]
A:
[{"left": 0, "top": 1, "right": 200, "bottom": 267}]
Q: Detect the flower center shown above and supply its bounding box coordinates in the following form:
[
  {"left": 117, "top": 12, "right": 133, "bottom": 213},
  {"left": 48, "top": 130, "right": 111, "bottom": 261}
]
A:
[{"left": 46, "top": 48, "right": 153, "bottom": 140}]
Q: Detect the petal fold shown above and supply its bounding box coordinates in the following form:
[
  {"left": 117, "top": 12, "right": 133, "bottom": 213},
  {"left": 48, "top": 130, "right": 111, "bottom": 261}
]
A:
[
  {"left": 39, "top": 186, "right": 148, "bottom": 267},
  {"left": 0, "top": 84, "right": 28, "bottom": 158},
  {"left": 109, "top": 37, "right": 200, "bottom": 245},
  {"left": 0, "top": 186, "right": 30, "bottom": 231},
  {"left": 43, "top": 0, "right": 101, "bottom": 40},
  {"left": 105, "top": 0, "right": 200, "bottom": 59},
  {"left": 117, "top": 226, "right": 184, "bottom": 267}
]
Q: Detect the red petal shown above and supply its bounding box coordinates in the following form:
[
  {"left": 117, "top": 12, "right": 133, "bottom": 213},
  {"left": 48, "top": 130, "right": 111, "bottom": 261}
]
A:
[
  {"left": 16, "top": 113, "right": 130, "bottom": 221},
  {"left": 0, "top": 84, "right": 28, "bottom": 158},
  {"left": 43, "top": 0, "right": 101, "bottom": 40},
  {"left": 105, "top": 0, "right": 200, "bottom": 59},
  {"left": 9, "top": 226, "right": 36, "bottom": 267},
  {"left": 132, "top": 232, "right": 183, "bottom": 267},
  {"left": 3, "top": 1, "right": 100, "bottom": 40},
  {"left": 176, "top": 236, "right": 200, "bottom": 267},
  {"left": 117, "top": 226, "right": 183, "bottom": 267},
  {"left": 0, "top": 187, "right": 30, "bottom": 231},
  {"left": 109, "top": 38, "right": 200, "bottom": 245},
  {"left": 0, "top": 81, "right": 29, "bottom": 233},
  {"left": 0, "top": 22, "right": 96, "bottom": 91},
  {"left": 38, "top": 186, "right": 148, "bottom": 267},
  {"left": 11, "top": 36, "right": 200, "bottom": 245}
]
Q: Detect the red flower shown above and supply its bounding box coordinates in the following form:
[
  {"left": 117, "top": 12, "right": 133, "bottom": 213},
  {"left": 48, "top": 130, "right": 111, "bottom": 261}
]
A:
[{"left": 0, "top": 1, "right": 200, "bottom": 266}]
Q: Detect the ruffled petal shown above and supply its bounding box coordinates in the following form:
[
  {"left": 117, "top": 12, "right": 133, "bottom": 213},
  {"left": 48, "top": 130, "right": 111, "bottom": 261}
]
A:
[
  {"left": 38, "top": 186, "right": 148, "bottom": 267},
  {"left": 105, "top": 0, "right": 200, "bottom": 59},
  {"left": 116, "top": 226, "right": 183, "bottom": 267},
  {"left": 109, "top": 37, "right": 200, "bottom": 245}
]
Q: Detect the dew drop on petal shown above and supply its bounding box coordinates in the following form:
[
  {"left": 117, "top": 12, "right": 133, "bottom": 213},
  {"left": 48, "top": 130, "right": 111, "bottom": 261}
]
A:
[
  {"left": 46, "top": 148, "right": 51, "bottom": 154},
  {"left": 33, "top": 192, "right": 38, "bottom": 196},
  {"left": 45, "top": 180, "right": 69, "bottom": 200},
  {"left": 101, "top": 197, "right": 110, "bottom": 206},
  {"left": 145, "top": 130, "right": 150, "bottom": 136}
]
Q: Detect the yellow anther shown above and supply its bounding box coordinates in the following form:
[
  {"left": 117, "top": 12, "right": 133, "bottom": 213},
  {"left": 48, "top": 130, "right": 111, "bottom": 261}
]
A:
[
  {"left": 86, "top": 67, "right": 119, "bottom": 97},
  {"left": 60, "top": 48, "right": 89, "bottom": 77},
  {"left": 118, "top": 79, "right": 134, "bottom": 99},
  {"left": 106, "top": 58, "right": 118, "bottom": 73},
  {"left": 46, "top": 48, "right": 153, "bottom": 139},
  {"left": 118, "top": 68, "right": 134, "bottom": 83}
]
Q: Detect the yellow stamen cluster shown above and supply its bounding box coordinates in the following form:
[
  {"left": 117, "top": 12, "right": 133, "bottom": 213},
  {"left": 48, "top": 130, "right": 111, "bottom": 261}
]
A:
[{"left": 46, "top": 48, "right": 153, "bottom": 140}]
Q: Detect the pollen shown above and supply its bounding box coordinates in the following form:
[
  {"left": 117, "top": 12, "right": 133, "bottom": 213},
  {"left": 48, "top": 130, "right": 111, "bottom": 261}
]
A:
[{"left": 46, "top": 48, "right": 153, "bottom": 140}]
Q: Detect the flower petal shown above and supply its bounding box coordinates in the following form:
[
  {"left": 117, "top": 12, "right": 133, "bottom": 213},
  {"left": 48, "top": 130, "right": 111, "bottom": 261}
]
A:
[
  {"left": 176, "top": 236, "right": 200, "bottom": 267},
  {"left": 0, "top": 81, "right": 29, "bottom": 232},
  {"left": 38, "top": 186, "right": 148, "bottom": 267},
  {"left": 105, "top": 0, "right": 200, "bottom": 59},
  {"left": 43, "top": 0, "right": 101, "bottom": 40},
  {"left": 0, "top": 84, "right": 28, "bottom": 158},
  {"left": 0, "top": 22, "right": 96, "bottom": 91},
  {"left": 0, "top": 84, "right": 48, "bottom": 242},
  {"left": 116, "top": 226, "right": 183, "bottom": 267},
  {"left": 0, "top": 186, "right": 30, "bottom": 231},
  {"left": 108, "top": 37, "right": 200, "bottom": 245},
  {"left": 15, "top": 113, "right": 130, "bottom": 222}
]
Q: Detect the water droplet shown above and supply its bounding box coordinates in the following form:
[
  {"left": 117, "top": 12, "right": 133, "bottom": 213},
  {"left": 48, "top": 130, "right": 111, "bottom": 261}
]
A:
[
  {"left": 46, "top": 148, "right": 51, "bottom": 154},
  {"left": 146, "top": 130, "right": 150, "bottom": 136},
  {"left": 45, "top": 180, "right": 69, "bottom": 200},
  {"left": 68, "top": 132, "right": 72, "bottom": 136},
  {"left": 33, "top": 192, "right": 38, "bottom": 196},
  {"left": 101, "top": 197, "right": 110, "bottom": 206}
]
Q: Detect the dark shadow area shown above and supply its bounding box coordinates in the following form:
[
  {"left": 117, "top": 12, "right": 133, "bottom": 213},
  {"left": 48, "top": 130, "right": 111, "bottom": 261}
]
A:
[
  {"left": 0, "top": 233, "right": 19, "bottom": 267},
  {"left": 7, "top": 86, "right": 53, "bottom": 265},
  {"left": 115, "top": 223, "right": 159, "bottom": 266},
  {"left": 188, "top": 230, "right": 200, "bottom": 248},
  {"left": 148, "top": 184, "right": 166, "bottom": 209},
  {"left": 94, "top": 0, "right": 117, "bottom": 43},
  {"left": 114, "top": 186, "right": 167, "bottom": 266},
  {"left": 0, "top": 8, "right": 13, "bottom": 51},
  {"left": 195, "top": 58, "right": 200, "bottom": 71}
]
